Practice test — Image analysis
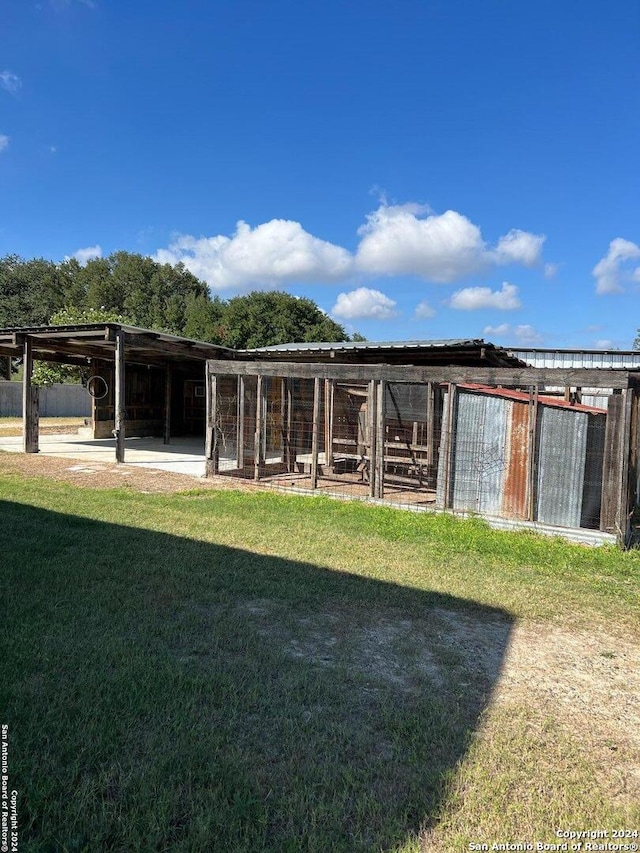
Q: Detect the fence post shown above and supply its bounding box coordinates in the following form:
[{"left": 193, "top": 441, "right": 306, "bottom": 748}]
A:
[{"left": 22, "top": 336, "right": 39, "bottom": 454}]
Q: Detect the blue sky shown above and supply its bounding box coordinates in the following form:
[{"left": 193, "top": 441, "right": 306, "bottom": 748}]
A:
[{"left": 1, "top": 0, "right": 639, "bottom": 348}]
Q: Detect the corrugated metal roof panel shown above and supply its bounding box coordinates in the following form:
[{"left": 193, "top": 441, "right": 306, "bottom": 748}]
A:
[
  {"left": 245, "top": 338, "right": 484, "bottom": 353},
  {"left": 508, "top": 348, "right": 640, "bottom": 370}
]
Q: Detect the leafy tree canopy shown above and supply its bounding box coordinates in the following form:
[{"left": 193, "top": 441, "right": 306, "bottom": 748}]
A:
[
  {"left": 1, "top": 253, "right": 362, "bottom": 350},
  {"left": 216, "top": 291, "right": 349, "bottom": 350}
]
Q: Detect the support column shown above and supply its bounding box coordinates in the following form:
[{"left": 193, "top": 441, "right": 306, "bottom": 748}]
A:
[
  {"left": 22, "top": 336, "right": 39, "bottom": 454},
  {"left": 310, "top": 377, "right": 321, "bottom": 489},
  {"left": 163, "top": 364, "right": 172, "bottom": 445},
  {"left": 205, "top": 371, "right": 219, "bottom": 476},
  {"left": 601, "top": 389, "right": 634, "bottom": 544},
  {"left": 286, "top": 378, "right": 294, "bottom": 472},
  {"left": 367, "top": 379, "right": 377, "bottom": 498},
  {"left": 325, "top": 379, "right": 334, "bottom": 468},
  {"left": 114, "top": 328, "right": 126, "bottom": 463},
  {"left": 375, "top": 380, "right": 386, "bottom": 498},
  {"left": 425, "top": 382, "right": 435, "bottom": 467},
  {"left": 280, "top": 378, "right": 287, "bottom": 464},
  {"left": 236, "top": 376, "right": 245, "bottom": 470},
  {"left": 441, "top": 383, "right": 457, "bottom": 508},
  {"left": 254, "top": 375, "right": 265, "bottom": 481}
]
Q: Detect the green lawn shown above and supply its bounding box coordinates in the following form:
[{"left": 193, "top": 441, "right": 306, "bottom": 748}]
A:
[{"left": 2, "top": 471, "right": 639, "bottom": 852}]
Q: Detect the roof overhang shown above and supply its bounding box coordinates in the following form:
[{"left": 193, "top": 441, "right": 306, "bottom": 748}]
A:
[{"left": 0, "top": 323, "right": 234, "bottom": 368}]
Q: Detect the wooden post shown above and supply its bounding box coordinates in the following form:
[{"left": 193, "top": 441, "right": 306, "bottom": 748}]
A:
[
  {"left": 254, "top": 375, "right": 265, "bottom": 481},
  {"left": 310, "top": 377, "right": 321, "bottom": 489},
  {"left": 367, "top": 379, "right": 377, "bottom": 498},
  {"left": 601, "top": 389, "right": 634, "bottom": 543},
  {"left": 286, "top": 378, "right": 294, "bottom": 472},
  {"left": 163, "top": 364, "right": 172, "bottom": 445},
  {"left": 425, "top": 382, "right": 435, "bottom": 467},
  {"left": 375, "top": 380, "right": 386, "bottom": 498},
  {"left": 236, "top": 376, "right": 245, "bottom": 470},
  {"left": 325, "top": 379, "right": 335, "bottom": 468},
  {"left": 280, "top": 378, "right": 287, "bottom": 463},
  {"left": 1, "top": 356, "right": 10, "bottom": 381},
  {"left": 22, "top": 336, "right": 39, "bottom": 454},
  {"left": 113, "top": 328, "right": 126, "bottom": 463},
  {"left": 526, "top": 385, "right": 539, "bottom": 521},
  {"left": 441, "top": 383, "right": 457, "bottom": 508},
  {"left": 205, "top": 370, "right": 219, "bottom": 476}
]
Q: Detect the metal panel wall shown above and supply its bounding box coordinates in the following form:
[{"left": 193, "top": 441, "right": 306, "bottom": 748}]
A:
[
  {"left": 536, "top": 407, "right": 588, "bottom": 528},
  {"left": 441, "top": 390, "right": 510, "bottom": 515}
]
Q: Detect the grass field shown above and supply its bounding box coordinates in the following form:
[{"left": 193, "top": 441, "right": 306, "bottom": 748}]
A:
[{"left": 2, "top": 465, "right": 639, "bottom": 852}]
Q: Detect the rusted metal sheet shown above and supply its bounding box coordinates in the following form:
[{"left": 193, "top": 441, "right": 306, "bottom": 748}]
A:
[
  {"left": 436, "top": 385, "right": 606, "bottom": 531},
  {"left": 502, "top": 400, "right": 529, "bottom": 519}
]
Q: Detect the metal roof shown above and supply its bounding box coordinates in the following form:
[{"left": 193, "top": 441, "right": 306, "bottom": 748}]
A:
[
  {"left": 0, "top": 322, "right": 233, "bottom": 367},
  {"left": 507, "top": 347, "right": 640, "bottom": 370},
  {"left": 244, "top": 338, "right": 485, "bottom": 353}
]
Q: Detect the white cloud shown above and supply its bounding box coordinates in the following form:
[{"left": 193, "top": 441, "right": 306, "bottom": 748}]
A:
[
  {"left": 73, "top": 245, "right": 102, "bottom": 265},
  {"left": 414, "top": 300, "right": 435, "bottom": 319},
  {"left": 483, "top": 323, "right": 511, "bottom": 337},
  {"left": 332, "top": 287, "right": 398, "bottom": 320},
  {"left": 544, "top": 262, "right": 559, "bottom": 279},
  {"left": 482, "top": 323, "right": 543, "bottom": 345},
  {"left": 593, "top": 238, "right": 640, "bottom": 294},
  {"left": 449, "top": 281, "right": 521, "bottom": 311},
  {"left": 0, "top": 71, "right": 21, "bottom": 95},
  {"left": 513, "top": 324, "right": 543, "bottom": 345},
  {"left": 355, "top": 204, "right": 544, "bottom": 282},
  {"left": 0, "top": 135, "right": 9, "bottom": 152},
  {"left": 155, "top": 219, "right": 353, "bottom": 291},
  {"left": 153, "top": 203, "right": 546, "bottom": 294},
  {"left": 594, "top": 339, "right": 614, "bottom": 350},
  {"left": 492, "top": 229, "right": 545, "bottom": 267}
]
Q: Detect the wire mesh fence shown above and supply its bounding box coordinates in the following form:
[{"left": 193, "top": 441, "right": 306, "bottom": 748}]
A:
[{"left": 208, "top": 368, "right": 620, "bottom": 535}]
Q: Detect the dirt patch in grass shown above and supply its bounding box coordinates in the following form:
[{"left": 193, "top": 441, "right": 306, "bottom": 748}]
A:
[
  {"left": 214, "top": 598, "right": 640, "bottom": 806},
  {"left": 0, "top": 449, "right": 263, "bottom": 494}
]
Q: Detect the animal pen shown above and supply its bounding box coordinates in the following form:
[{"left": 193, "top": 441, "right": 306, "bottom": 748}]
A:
[{"left": 205, "top": 359, "right": 640, "bottom": 545}]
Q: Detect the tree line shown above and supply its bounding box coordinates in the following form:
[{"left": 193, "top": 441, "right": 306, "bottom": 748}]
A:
[{"left": 0, "top": 252, "right": 361, "bottom": 348}]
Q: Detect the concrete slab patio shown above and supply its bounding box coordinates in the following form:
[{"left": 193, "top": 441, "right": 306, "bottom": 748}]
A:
[{"left": 0, "top": 434, "right": 209, "bottom": 477}]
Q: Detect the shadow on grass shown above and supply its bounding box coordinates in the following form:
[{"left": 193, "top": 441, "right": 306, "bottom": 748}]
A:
[{"left": 2, "top": 499, "right": 513, "bottom": 852}]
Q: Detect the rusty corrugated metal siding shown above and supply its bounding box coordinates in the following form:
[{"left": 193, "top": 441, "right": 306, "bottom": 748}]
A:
[{"left": 502, "top": 400, "right": 529, "bottom": 519}]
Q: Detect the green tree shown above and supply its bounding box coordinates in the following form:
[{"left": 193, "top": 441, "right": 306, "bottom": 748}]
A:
[
  {"left": 0, "top": 255, "right": 71, "bottom": 327},
  {"left": 217, "top": 291, "right": 350, "bottom": 349}
]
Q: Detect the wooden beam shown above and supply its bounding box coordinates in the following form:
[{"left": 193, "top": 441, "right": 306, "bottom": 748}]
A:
[
  {"left": 441, "top": 383, "right": 457, "bottom": 508},
  {"left": 286, "top": 378, "right": 294, "bottom": 472},
  {"left": 325, "top": 379, "right": 334, "bottom": 468},
  {"left": 163, "top": 364, "right": 172, "bottom": 445},
  {"left": 616, "top": 389, "right": 634, "bottom": 545},
  {"left": 254, "top": 375, "right": 265, "bottom": 481},
  {"left": 280, "top": 378, "right": 287, "bottom": 464},
  {"left": 114, "top": 328, "right": 126, "bottom": 463},
  {"left": 22, "top": 336, "right": 39, "bottom": 454},
  {"left": 375, "top": 380, "right": 386, "bottom": 498},
  {"left": 206, "top": 359, "right": 634, "bottom": 390},
  {"left": 310, "top": 377, "right": 321, "bottom": 489},
  {"left": 236, "top": 376, "right": 245, "bottom": 469},
  {"left": 425, "top": 381, "right": 435, "bottom": 467},
  {"left": 600, "top": 391, "right": 633, "bottom": 539},
  {"left": 367, "top": 380, "right": 376, "bottom": 498},
  {"left": 205, "top": 371, "right": 219, "bottom": 476}
]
